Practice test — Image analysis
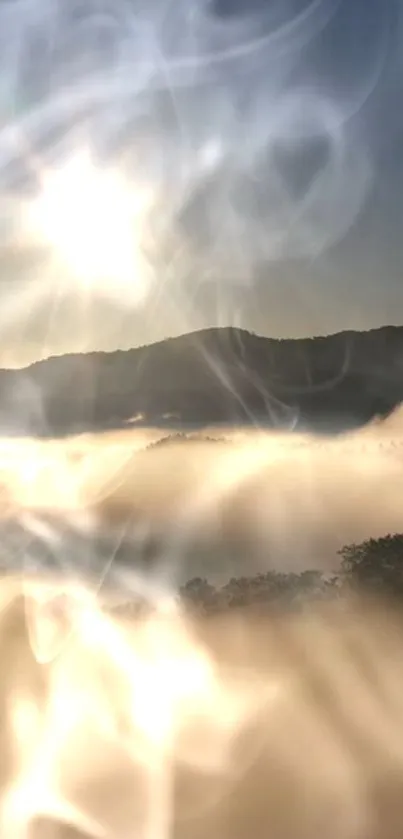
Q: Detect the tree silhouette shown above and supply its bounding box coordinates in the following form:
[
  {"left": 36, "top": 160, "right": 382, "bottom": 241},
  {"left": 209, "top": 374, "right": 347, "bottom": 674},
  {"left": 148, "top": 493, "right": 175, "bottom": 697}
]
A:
[
  {"left": 179, "top": 577, "right": 217, "bottom": 613},
  {"left": 178, "top": 568, "right": 339, "bottom": 615},
  {"left": 339, "top": 533, "right": 403, "bottom": 599}
]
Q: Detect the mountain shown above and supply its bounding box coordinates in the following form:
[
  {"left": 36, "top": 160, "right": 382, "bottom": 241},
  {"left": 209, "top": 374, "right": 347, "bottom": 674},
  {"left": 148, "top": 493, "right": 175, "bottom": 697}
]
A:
[{"left": 0, "top": 325, "right": 403, "bottom": 436}]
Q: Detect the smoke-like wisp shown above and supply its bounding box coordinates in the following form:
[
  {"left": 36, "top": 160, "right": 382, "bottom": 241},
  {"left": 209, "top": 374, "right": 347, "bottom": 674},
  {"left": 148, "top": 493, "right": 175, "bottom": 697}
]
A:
[
  {"left": 1, "top": 409, "right": 403, "bottom": 588},
  {"left": 0, "top": 0, "right": 392, "bottom": 353},
  {"left": 0, "top": 5, "right": 401, "bottom": 836},
  {"left": 1, "top": 576, "right": 403, "bottom": 838}
]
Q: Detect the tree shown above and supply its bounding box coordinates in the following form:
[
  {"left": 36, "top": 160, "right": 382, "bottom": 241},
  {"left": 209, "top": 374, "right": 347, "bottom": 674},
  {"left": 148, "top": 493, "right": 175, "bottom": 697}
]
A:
[
  {"left": 339, "top": 533, "right": 403, "bottom": 599},
  {"left": 179, "top": 577, "right": 217, "bottom": 613}
]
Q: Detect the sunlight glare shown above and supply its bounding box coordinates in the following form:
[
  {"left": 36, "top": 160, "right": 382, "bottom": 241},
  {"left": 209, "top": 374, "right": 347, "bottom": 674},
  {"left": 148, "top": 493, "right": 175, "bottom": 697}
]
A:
[{"left": 27, "top": 153, "right": 155, "bottom": 302}]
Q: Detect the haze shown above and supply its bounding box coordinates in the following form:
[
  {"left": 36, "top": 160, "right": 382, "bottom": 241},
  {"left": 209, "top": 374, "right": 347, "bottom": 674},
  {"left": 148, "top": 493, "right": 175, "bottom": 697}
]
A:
[{"left": 0, "top": 408, "right": 402, "bottom": 587}]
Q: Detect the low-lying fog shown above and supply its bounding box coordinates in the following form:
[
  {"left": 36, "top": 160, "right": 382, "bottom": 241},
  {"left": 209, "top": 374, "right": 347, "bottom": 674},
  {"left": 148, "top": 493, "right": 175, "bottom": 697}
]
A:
[{"left": 1, "top": 408, "right": 403, "bottom": 589}]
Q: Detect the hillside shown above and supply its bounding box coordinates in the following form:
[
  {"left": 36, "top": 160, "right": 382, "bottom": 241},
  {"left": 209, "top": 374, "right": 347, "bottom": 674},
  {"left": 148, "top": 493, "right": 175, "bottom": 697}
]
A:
[{"left": 0, "top": 325, "right": 402, "bottom": 436}]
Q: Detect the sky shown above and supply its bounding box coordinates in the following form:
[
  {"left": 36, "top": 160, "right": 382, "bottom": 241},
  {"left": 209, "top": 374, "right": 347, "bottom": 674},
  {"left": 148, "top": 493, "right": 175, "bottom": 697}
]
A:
[{"left": 0, "top": 0, "right": 402, "bottom": 366}]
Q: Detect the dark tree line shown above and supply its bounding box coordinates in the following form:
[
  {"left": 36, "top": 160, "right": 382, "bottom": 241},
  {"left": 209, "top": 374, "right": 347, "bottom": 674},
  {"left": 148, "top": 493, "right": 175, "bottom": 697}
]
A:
[
  {"left": 109, "top": 533, "right": 403, "bottom": 618},
  {"left": 179, "top": 569, "right": 341, "bottom": 615},
  {"left": 178, "top": 534, "right": 403, "bottom": 615},
  {"left": 338, "top": 533, "right": 403, "bottom": 601}
]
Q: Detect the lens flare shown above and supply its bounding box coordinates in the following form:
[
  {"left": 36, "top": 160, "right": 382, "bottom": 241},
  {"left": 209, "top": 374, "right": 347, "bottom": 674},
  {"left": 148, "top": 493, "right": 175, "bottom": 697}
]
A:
[{"left": 25, "top": 152, "right": 155, "bottom": 303}]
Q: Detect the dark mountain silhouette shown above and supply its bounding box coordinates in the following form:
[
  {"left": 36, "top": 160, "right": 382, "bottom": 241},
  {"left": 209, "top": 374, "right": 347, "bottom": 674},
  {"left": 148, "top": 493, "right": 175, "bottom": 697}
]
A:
[{"left": 0, "top": 325, "right": 403, "bottom": 436}]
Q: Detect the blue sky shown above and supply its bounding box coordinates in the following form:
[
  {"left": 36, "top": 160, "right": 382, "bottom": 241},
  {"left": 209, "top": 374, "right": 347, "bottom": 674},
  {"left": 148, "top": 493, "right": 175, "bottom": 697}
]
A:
[{"left": 0, "top": 0, "right": 402, "bottom": 365}]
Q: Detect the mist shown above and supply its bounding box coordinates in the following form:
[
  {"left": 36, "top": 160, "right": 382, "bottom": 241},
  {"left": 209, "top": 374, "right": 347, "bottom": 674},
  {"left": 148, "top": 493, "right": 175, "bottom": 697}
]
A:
[{"left": 0, "top": 407, "right": 402, "bottom": 589}]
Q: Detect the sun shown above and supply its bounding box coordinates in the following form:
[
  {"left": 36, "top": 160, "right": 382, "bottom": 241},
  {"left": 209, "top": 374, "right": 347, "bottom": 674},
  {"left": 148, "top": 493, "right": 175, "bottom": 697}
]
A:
[{"left": 26, "top": 152, "right": 154, "bottom": 302}]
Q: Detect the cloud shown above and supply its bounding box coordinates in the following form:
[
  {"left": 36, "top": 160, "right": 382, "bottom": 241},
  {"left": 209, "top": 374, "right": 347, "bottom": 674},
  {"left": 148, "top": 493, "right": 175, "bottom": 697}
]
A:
[{"left": 1, "top": 409, "right": 403, "bottom": 586}]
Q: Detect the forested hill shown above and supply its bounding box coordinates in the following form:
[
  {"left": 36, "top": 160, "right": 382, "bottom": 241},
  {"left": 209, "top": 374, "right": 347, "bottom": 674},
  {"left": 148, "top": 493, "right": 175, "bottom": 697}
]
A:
[{"left": 0, "top": 325, "right": 402, "bottom": 436}]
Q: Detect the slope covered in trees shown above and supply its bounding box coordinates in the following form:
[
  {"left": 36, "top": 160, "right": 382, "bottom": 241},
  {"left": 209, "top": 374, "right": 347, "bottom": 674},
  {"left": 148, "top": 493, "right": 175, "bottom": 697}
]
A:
[
  {"left": 173, "top": 534, "right": 403, "bottom": 616},
  {"left": 0, "top": 324, "right": 403, "bottom": 435}
]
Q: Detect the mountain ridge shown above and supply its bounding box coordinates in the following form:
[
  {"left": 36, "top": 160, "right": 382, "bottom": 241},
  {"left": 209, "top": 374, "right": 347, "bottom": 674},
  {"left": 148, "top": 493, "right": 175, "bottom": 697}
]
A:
[
  {"left": 0, "top": 324, "right": 402, "bottom": 436},
  {"left": 18, "top": 323, "right": 401, "bottom": 373}
]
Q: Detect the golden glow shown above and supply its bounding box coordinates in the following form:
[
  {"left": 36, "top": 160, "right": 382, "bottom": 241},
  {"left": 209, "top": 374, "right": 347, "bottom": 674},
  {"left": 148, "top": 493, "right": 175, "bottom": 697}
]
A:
[
  {"left": 1, "top": 577, "right": 265, "bottom": 838},
  {"left": 26, "top": 153, "right": 154, "bottom": 302},
  {"left": 2, "top": 424, "right": 403, "bottom": 835}
]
